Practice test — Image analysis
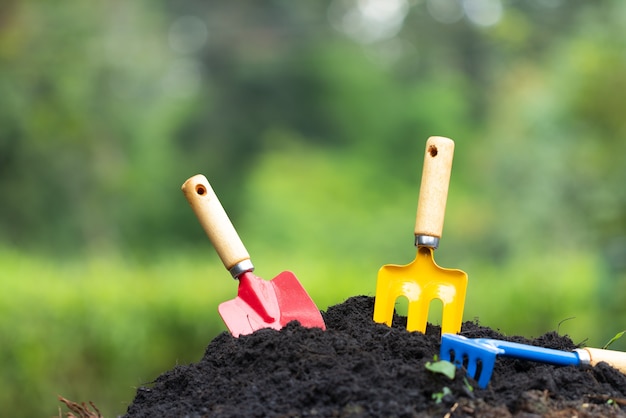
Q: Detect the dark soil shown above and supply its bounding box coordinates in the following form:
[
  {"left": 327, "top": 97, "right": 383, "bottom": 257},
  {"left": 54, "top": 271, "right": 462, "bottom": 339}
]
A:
[{"left": 123, "top": 296, "right": 626, "bottom": 417}]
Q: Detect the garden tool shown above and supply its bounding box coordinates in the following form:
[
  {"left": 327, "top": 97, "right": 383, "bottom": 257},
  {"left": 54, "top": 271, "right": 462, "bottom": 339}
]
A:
[
  {"left": 182, "top": 174, "right": 326, "bottom": 337},
  {"left": 440, "top": 333, "right": 626, "bottom": 388},
  {"left": 373, "top": 136, "right": 468, "bottom": 335}
]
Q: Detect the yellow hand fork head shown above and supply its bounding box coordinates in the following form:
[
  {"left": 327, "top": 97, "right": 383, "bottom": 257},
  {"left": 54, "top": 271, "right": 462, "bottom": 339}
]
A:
[{"left": 373, "top": 136, "right": 468, "bottom": 335}]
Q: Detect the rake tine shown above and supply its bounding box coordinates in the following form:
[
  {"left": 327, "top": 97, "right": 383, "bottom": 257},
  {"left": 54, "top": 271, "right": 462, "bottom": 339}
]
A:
[
  {"left": 475, "top": 353, "right": 497, "bottom": 389},
  {"left": 465, "top": 352, "right": 480, "bottom": 380},
  {"left": 439, "top": 334, "right": 457, "bottom": 363}
]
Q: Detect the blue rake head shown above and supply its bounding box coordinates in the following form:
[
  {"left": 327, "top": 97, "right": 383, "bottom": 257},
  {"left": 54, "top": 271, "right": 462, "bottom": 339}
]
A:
[
  {"left": 439, "top": 334, "right": 503, "bottom": 388},
  {"left": 440, "top": 334, "right": 584, "bottom": 388}
]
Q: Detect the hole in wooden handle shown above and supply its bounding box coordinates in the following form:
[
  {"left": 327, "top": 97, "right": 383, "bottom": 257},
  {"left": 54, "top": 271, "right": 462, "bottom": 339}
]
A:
[
  {"left": 428, "top": 145, "right": 438, "bottom": 157},
  {"left": 196, "top": 184, "right": 206, "bottom": 195}
]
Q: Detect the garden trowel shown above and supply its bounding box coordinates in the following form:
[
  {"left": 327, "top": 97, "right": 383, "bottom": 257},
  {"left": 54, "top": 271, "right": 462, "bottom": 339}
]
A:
[
  {"left": 182, "top": 174, "right": 326, "bottom": 337},
  {"left": 373, "top": 136, "right": 468, "bottom": 335}
]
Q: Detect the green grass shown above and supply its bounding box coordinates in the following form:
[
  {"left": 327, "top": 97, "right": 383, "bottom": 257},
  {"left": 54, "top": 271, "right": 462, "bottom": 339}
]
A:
[{"left": 1, "top": 248, "right": 230, "bottom": 418}]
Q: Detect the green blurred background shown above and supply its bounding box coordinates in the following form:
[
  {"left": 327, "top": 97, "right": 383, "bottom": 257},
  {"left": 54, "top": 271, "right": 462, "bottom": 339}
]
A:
[{"left": 2, "top": 0, "right": 626, "bottom": 416}]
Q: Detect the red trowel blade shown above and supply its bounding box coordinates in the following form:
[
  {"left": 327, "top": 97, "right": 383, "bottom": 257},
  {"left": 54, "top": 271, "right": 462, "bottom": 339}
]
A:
[{"left": 218, "top": 271, "right": 325, "bottom": 337}]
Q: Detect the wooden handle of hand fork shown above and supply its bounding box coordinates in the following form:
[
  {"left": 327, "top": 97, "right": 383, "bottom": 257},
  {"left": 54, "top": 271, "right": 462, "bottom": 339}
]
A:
[
  {"left": 181, "top": 174, "right": 251, "bottom": 276},
  {"left": 414, "top": 136, "right": 455, "bottom": 244}
]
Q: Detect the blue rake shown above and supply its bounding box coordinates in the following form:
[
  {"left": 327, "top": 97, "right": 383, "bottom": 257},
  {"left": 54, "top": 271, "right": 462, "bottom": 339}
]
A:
[{"left": 439, "top": 334, "right": 626, "bottom": 388}]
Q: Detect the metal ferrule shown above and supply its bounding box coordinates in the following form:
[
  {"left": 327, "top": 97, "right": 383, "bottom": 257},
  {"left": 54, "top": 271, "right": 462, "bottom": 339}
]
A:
[
  {"left": 228, "top": 259, "right": 254, "bottom": 279},
  {"left": 415, "top": 235, "right": 440, "bottom": 249},
  {"left": 574, "top": 348, "right": 591, "bottom": 366}
]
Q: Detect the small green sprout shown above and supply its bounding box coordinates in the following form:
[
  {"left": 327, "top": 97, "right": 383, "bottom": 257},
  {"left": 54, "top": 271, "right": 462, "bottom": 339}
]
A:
[
  {"left": 431, "top": 386, "right": 452, "bottom": 404},
  {"left": 425, "top": 359, "right": 456, "bottom": 380},
  {"left": 603, "top": 330, "right": 625, "bottom": 350}
]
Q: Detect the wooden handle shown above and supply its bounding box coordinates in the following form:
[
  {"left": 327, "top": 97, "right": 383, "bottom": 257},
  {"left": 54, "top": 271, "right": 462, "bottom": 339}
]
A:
[
  {"left": 414, "top": 136, "right": 455, "bottom": 238},
  {"left": 181, "top": 174, "right": 250, "bottom": 271},
  {"left": 584, "top": 347, "right": 626, "bottom": 374}
]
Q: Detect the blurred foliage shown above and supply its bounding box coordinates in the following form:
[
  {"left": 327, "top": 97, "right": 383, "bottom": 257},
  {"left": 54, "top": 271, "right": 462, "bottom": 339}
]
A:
[
  {"left": 1, "top": 0, "right": 626, "bottom": 417},
  {"left": 0, "top": 248, "right": 228, "bottom": 418}
]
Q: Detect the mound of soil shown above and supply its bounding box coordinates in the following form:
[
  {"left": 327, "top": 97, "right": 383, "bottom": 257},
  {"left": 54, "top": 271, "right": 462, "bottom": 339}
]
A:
[{"left": 123, "top": 296, "right": 626, "bottom": 417}]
